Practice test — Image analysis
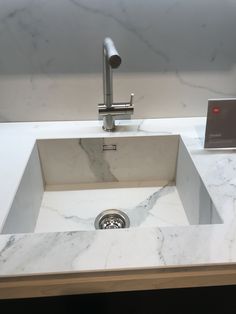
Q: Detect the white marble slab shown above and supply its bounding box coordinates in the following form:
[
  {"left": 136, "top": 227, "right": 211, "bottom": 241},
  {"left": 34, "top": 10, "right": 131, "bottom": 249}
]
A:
[
  {"left": 0, "top": 117, "right": 236, "bottom": 277},
  {"left": 0, "top": 1, "right": 236, "bottom": 121},
  {"left": 35, "top": 186, "right": 189, "bottom": 233},
  {"left": 0, "top": 134, "right": 35, "bottom": 231},
  {"left": 2, "top": 144, "right": 44, "bottom": 234},
  {"left": 37, "top": 135, "right": 179, "bottom": 186}
]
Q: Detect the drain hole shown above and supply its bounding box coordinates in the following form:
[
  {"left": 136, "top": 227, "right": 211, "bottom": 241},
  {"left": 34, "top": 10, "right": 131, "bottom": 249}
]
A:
[{"left": 94, "top": 209, "right": 130, "bottom": 230}]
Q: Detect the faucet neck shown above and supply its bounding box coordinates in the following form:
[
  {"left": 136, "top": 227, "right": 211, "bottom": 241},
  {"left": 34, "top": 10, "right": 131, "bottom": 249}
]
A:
[
  {"left": 98, "top": 38, "right": 134, "bottom": 132},
  {"left": 103, "top": 38, "right": 121, "bottom": 109},
  {"left": 103, "top": 46, "right": 113, "bottom": 108}
]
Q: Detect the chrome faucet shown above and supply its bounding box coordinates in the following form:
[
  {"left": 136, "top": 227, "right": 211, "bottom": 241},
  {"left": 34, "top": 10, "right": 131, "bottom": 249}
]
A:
[{"left": 98, "top": 37, "right": 134, "bottom": 131}]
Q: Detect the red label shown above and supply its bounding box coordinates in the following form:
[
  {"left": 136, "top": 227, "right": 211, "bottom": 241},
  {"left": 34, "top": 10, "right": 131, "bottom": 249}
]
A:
[{"left": 212, "top": 106, "right": 221, "bottom": 114}]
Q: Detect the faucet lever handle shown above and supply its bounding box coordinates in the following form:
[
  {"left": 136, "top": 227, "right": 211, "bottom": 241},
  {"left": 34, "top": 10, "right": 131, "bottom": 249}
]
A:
[{"left": 129, "top": 93, "right": 134, "bottom": 106}]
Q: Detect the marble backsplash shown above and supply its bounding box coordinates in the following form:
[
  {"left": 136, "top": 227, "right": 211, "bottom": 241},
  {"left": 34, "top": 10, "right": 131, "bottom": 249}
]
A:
[{"left": 0, "top": 0, "right": 236, "bottom": 122}]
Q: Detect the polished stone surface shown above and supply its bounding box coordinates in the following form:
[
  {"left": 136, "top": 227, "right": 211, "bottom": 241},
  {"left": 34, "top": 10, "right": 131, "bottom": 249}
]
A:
[
  {"left": 0, "top": 117, "right": 235, "bottom": 276},
  {"left": 35, "top": 186, "right": 188, "bottom": 233},
  {"left": 0, "top": 1, "right": 236, "bottom": 121}
]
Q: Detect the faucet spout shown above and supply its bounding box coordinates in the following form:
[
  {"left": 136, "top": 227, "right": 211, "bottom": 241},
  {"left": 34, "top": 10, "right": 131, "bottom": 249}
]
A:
[
  {"left": 103, "top": 38, "right": 121, "bottom": 108},
  {"left": 98, "top": 37, "right": 134, "bottom": 131}
]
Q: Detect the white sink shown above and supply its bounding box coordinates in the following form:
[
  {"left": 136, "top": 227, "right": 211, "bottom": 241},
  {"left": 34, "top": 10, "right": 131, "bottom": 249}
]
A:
[{"left": 1, "top": 135, "right": 222, "bottom": 234}]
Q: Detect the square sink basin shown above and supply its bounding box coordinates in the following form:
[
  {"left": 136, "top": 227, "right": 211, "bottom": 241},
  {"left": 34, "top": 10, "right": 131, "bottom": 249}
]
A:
[{"left": 1, "top": 135, "right": 222, "bottom": 234}]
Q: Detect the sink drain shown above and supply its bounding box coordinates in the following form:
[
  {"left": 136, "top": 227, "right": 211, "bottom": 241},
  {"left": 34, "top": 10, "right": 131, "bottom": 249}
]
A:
[{"left": 94, "top": 209, "right": 130, "bottom": 230}]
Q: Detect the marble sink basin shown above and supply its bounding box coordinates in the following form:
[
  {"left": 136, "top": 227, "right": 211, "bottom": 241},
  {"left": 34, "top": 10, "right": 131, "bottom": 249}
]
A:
[{"left": 1, "top": 135, "right": 222, "bottom": 234}]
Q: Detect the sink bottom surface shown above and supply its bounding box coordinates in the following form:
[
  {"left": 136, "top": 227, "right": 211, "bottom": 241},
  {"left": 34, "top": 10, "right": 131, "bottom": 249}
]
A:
[{"left": 35, "top": 186, "right": 189, "bottom": 233}]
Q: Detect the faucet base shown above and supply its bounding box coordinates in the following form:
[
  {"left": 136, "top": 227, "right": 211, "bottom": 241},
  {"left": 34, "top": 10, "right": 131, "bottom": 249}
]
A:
[
  {"left": 102, "top": 126, "right": 115, "bottom": 132},
  {"left": 102, "top": 115, "right": 115, "bottom": 132},
  {"left": 98, "top": 100, "right": 134, "bottom": 131}
]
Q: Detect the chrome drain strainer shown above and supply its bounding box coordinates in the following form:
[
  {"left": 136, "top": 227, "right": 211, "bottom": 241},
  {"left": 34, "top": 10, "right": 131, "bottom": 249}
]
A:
[{"left": 94, "top": 209, "right": 130, "bottom": 230}]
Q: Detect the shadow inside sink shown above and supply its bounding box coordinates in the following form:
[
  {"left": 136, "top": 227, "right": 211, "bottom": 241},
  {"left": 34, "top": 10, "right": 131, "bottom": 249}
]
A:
[{"left": 1, "top": 135, "right": 222, "bottom": 234}]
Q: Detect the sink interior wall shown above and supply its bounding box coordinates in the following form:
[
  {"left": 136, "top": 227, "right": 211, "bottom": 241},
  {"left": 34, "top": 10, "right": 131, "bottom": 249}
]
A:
[
  {"left": 37, "top": 136, "right": 179, "bottom": 189},
  {"left": 176, "top": 139, "right": 222, "bottom": 225},
  {"left": 1, "top": 144, "right": 44, "bottom": 234},
  {"left": 1, "top": 135, "right": 222, "bottom": 234}
]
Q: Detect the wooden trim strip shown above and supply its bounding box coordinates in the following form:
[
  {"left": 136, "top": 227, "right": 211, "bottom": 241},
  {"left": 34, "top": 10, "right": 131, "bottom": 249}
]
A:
[{"left": 1, "top": 264, "right": 236, "bottom": 299}]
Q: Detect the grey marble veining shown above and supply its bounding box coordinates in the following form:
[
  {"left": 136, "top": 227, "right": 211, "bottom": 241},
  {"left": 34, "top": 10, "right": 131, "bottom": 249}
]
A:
[
  {"left": 125, "top": 186, "right": 176, "bottom": 227},
  {"left": 1, "top": 118, "right": 236, "bottom": 276},
  {"left": 0, "top": 0, "right": 235, "bottom": 74},
  {"left": 0, "top": 1, "right": 236, "bottom": 121},
  {"left": 79, "top": 138, "right": 118, "bottom": 182},
  {"left": 0, "top": 231, "right": 97, "bottom": 274},
  {"left": 35, "top": 186, "right": 188, "bottom": 233},
  {"left": 37, "top": 135, "right": 179, "bottom": 186}
]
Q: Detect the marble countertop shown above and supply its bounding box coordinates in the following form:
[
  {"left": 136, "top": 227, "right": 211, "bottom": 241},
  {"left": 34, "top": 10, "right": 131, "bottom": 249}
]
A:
[{"left": 0, "top": 117, "right": 236, "bottom": 277}]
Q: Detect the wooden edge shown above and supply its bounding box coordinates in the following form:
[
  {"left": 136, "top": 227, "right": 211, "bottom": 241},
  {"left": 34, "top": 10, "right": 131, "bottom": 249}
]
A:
[{"left": 1, "top": 264, "right": 236, "bottom": 299}]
